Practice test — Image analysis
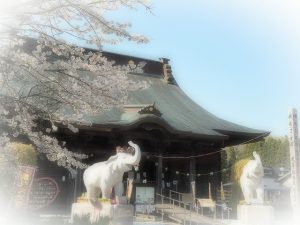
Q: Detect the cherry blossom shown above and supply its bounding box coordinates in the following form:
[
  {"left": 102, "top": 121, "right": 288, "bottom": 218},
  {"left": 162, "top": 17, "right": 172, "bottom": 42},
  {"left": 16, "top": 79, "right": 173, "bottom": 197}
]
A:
[{"left": 0, "top": 0, "right": 150, "bottom": 171}]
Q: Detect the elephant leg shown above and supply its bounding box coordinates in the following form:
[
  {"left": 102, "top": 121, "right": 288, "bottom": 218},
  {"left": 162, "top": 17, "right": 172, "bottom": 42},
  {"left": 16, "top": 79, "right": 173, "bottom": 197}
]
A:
[
  {"left": 241, "top": 182, "right": 253, "bottom": 204},
  {"left": 101, "top": 184, "right": 112, "bottom": 199},
  {"left": 256, "top": 185, "right": 264, "bottom": 204},
  {"left": 114, "top": 180, "right": 124, "bottom": 198},
  {"left": 114, "top": 180, "right": 124, "bottom": 204},
  {"left": 86, "top": 186, "right": 102, "bottom": 209},
  {"left": 87, "top": 186, "right": 101, "bottom": 201},
  {"left": 102, "top": 190, "right": 111, "bottom": 199},
  {"left": 87, "top": 187, "right": 102, "bottom": 222}
]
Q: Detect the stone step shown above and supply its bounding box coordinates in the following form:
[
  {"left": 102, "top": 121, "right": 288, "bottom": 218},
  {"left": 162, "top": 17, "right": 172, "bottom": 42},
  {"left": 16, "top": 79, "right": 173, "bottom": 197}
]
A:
[{"left": 155, "top": 203, "right": 225, "bottom": 225}]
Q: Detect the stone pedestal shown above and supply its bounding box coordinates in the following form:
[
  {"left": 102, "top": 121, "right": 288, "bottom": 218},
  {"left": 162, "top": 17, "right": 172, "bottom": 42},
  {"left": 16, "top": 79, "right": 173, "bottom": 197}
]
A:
[
  {"left": 71, "top": 202, "right": 134, "bottom": 225},
  {"left": 237, "top": 204, "right": 274, "bottom": 225},
  {"left": 112, "top": 204, "right": 134, "bottom": 225}
]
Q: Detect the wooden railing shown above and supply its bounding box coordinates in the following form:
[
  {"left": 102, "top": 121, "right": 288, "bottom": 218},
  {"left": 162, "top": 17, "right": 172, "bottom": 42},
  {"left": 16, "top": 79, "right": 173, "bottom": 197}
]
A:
[{"left": 157, "top": 189, "right": 232, "bottom": 223}]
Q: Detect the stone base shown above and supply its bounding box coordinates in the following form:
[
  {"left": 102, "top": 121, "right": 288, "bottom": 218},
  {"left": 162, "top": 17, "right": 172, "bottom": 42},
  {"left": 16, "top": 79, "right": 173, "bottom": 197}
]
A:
[
  {"left": 71, "top": 202, "right": 134, "bottom": 225},
  {"left": 237, "top": 204, "right": 274, "bottom": 225},
  {"left": 112, "top": 204, "right": 134, "bottom": 225}
]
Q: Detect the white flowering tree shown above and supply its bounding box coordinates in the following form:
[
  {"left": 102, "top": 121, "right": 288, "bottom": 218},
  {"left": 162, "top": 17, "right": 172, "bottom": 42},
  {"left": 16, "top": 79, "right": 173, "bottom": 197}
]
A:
[{"left": 0, "top": 0, "right": 150, "bottom": 172}]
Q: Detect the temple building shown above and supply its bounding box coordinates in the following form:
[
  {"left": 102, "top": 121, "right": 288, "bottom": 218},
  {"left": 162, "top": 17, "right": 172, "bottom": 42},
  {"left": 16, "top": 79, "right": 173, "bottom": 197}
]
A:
[{"left": 36, "top": 50, "right": 269, "bottom": 210}]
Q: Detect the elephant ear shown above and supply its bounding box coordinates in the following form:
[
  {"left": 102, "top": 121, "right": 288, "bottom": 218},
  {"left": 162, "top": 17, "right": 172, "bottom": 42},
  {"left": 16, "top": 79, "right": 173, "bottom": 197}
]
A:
[
  {"left": 105, "top": 155, "right": 120, "bottom": 171},
  {"left": 105, "top": 155, "right": 118, "bottom": 165}
]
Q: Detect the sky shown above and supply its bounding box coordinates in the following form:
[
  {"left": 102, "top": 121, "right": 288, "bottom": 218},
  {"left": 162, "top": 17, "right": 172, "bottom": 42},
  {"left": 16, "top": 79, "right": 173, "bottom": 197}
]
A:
[
  {"left": 101, "top": 0, "right": 300, "bottom": 137},
  {"left": 0, "top": 1, "right": 298, "bottom": 136}
]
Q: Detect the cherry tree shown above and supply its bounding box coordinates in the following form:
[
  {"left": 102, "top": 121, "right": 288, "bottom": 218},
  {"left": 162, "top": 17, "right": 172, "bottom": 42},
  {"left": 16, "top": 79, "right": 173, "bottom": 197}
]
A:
[{"left": 0, "top": 0, "right": 150, "bottom": 172}]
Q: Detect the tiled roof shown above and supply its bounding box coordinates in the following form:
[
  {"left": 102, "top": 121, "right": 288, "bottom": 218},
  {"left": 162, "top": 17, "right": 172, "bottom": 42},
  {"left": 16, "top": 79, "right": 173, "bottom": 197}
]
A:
[{"left": 82, "top": 71, "right": 269, "bottom": 144}]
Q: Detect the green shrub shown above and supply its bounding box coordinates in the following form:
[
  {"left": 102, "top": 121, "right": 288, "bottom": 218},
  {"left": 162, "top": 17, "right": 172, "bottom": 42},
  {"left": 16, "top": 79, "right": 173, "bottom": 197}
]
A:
[
  {"left": 229, "top": 158, "right": 250, "bottom": 217},
  {"left": 0, "top": 142, "right": 38, "bottom": 202},
  {"left": 6, "top": 142, "right": 37, "bottom": 167},
  {"left": 231, "top": 158, "right": 250, "bottom": 184}
]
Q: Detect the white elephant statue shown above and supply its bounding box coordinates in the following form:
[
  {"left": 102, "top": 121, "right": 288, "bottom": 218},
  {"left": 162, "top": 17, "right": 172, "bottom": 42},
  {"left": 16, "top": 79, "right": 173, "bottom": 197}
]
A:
[
  {"left": 83, "top": 141, "right": 141, "bottom": 208},
  {"left": 240, "top": 151, "right": 264, "bottom": 204}
]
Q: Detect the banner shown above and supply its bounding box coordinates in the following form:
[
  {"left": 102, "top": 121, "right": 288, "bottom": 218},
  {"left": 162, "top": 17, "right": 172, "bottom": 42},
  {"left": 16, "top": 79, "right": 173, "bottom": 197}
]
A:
[
  {"left": 191, "top": 181, "right": 196, "bottom": 201},
  {"left": 13, "top": 166, "right": 36, "bottom": 209}
]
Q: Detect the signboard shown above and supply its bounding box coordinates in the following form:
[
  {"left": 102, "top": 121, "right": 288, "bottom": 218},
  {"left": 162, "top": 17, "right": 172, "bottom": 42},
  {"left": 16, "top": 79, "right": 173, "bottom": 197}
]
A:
[
  {"left": 13, "top": 166, "right": 36, "bottom": 209},
  {"left": 28, "top": 177, "right": 60, "bottom": 210},
  {"left": 288, "top": 108, "right": 300, "bottom": 213},
  {"left": 135, "top": 185, "right": 155, "bottom": 214},
  {"left": 135, "top": 186, "right": 155, "bottom": 204}
]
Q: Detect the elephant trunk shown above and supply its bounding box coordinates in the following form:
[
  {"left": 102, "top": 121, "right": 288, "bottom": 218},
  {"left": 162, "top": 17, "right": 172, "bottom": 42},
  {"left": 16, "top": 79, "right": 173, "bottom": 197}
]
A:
[{"left": 124, "top": 141, "right": 141, "bottom": 166}]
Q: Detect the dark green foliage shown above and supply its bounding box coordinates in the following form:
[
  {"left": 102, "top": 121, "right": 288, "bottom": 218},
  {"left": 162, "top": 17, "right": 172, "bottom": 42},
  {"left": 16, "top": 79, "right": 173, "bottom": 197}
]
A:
[
  {"left": 236, "top": 136, "right": 290, "bottom": 169},
  {"left": 221, "top": 136, "right": 290, "bottom": 182},
  {"left": 231, "top": 159, "right": 250, "bottom": 184},
  {"left": 221, "top": 147, "right": 238, "bottom": 183}
]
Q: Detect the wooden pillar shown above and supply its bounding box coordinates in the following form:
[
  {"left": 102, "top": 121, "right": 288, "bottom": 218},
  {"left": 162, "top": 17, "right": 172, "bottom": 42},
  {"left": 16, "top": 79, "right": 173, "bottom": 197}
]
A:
[
  {"left": 73, "top": 169, "right": 80, "bottom": 202},
  {"left": 73, "top": 156, "right": 84, "bottom": 202},
  {"left": 189, "top": 158, "right": 196, "bottom": 198},
  {"left": 156, "top": 156, "right": 163, "bottom": 193},
  {"left": 154, "top": 140, "right": 165, "bottom": 195},
  {"left": 187, "top": 141, "right": 196, "bottom": 196},
  {"left": 73, "top": 134, "right": 87, "bottom": 201}
]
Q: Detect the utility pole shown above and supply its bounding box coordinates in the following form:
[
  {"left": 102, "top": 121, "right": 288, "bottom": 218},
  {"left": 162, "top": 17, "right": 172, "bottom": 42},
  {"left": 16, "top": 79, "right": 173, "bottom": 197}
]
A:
[{"left": 288, "top": 108, "right": 300, "bottom": 219}]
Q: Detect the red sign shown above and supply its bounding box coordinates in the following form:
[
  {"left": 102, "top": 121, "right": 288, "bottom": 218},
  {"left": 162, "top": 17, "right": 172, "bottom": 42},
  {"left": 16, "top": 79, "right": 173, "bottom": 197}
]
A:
[{"left": 29, "top": 177, "right": 60, "bottom": 210}]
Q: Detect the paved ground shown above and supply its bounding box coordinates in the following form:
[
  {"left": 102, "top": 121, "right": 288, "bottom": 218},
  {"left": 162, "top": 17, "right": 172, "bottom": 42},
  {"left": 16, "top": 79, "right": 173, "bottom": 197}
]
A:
[{"left": 155, "top": 204, "right": 226, "bottom": 225}]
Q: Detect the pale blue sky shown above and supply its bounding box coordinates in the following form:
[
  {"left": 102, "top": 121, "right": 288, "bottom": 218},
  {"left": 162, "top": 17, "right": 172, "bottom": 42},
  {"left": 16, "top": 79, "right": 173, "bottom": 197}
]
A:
[{"left": 103, "top": 0, "right": 300, "bottom": 136}]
